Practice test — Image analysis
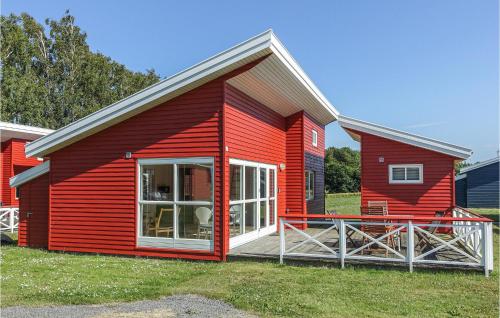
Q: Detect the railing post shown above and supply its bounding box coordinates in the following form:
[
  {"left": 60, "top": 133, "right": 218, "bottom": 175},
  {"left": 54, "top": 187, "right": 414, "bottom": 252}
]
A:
[
  {"left": 482, "top": 222, "right": 493, "bottom": 277},
  {"left": 10, "top": 209, "right": 14, "bottom": 233},
  {"left": 279, "top": 217, "right": 285, "bottom": 265},
  {"left": 339, "top": 220, "right": 346, "bottom": 269},
  {"left": 407, "top": 221, "right": 414, "bottom": 273}
]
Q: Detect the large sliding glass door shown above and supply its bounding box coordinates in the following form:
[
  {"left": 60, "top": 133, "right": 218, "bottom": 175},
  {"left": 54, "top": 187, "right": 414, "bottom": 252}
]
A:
[{"left": 229, "top": 158, "right": 277, "bottom": 248}]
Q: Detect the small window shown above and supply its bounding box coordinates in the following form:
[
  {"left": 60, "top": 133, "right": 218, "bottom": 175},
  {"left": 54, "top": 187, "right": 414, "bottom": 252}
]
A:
[
  {"left": 389, "top": 164, "right": 423, "bottom": 184},
  {"left": 312, "top": 130, "right": 318, "bottom": 147},
  {"left": 305, "top": 170, "right": 315, "bottom": 200}
]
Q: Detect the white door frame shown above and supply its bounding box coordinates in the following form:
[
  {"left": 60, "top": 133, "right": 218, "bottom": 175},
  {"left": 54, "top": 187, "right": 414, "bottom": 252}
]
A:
[{"left": 229, "top": 158, "right": 277, "bottom": 248}]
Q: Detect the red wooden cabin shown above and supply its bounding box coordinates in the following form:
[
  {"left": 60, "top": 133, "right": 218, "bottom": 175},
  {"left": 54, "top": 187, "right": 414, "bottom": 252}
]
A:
[
  {"left": 1, "top": 122, "right": 53, "bottom": 207},
  {"left": 338, "top": 116, "right": 472, "bottom": 217},
  {"left": 10, "top": 31, "right": 336, "bottom": 259}
]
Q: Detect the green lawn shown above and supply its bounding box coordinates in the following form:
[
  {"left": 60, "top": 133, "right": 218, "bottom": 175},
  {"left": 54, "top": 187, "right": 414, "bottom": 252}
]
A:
[
  {"left": 1, "top": 197, "right": 499, "bottom": 317},
  {"left": 325, "top": 192, "right": 361, "bottom": 214}
]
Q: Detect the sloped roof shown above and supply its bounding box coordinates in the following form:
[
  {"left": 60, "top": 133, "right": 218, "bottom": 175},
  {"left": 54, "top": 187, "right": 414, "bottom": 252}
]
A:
[
  {"left": 338, "top": 115, "right": 472, "bottom": 160},
  {"left": 26, "top": 30, "right": 338, "bottom": 158},
  {"left": 460, "top": 157, "right": 499, "bottom": 174},
  {"left": 9, "top": 161, "right": 50, "bottom": 188},
  {"left": 0, "top": 122, "right": 53, "bottom": 142}
]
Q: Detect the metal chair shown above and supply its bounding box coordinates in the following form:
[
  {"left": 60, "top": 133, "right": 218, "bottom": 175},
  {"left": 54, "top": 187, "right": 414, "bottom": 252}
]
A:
[{"left": 195, "top": 207, "right": 213, "bottom": 239}]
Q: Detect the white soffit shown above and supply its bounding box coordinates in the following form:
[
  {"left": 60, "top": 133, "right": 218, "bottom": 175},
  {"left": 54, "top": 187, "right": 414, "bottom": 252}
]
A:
[
  {"left": 10, "top": 160, "right": 50, "bottom": 188},
  {"left": 0, "top": 122, "right": 54, "bottom": 142},
  {"left": 25, "top": 30, "right": 338, "bottom": 158},
  {"left": 460, "top": 157, "right": 499, "bottom": 173},
  {"left": 338, "top": 115, "right": 472, "bottom": 160}
]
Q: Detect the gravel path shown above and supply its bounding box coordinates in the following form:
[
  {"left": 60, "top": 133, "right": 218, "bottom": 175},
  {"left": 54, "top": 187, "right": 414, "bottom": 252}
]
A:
[{"left": 2, "top": 294, "right": 258, "bottom": 318}]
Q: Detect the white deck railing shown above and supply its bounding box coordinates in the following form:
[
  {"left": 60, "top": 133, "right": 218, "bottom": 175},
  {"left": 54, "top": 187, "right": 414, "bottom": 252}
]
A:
[
  {"left": 279, "top": 213, "right": 494, "bottom": 276},
  {"left": 0, "top": 207, "right": 19, "bottom": 233}
]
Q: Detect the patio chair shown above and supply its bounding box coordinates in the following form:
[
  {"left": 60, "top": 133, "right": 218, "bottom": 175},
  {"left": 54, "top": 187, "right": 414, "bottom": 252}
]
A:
[
  {"left": 326, "top": 210, "right": 357, "bottom": 247},
  {"left": 360, "top": 203, "right": 397, "bottom": 256},
  {"left": 149, "top": 207, "right": 174, "bottom": 238},
  {"left": 195, "top": 207, "right": 213, "bottom": 239},
  {"left": 414, "top": 211, "right": 445, "bottom": 252},
  {"left": 229, "top": 205, "right": 241, "bottom": 235}
]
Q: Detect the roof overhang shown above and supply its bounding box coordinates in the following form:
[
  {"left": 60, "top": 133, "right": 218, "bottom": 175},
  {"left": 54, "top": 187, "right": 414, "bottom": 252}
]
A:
[
  {"left": 460, "top": 157, "right": 499, "bottom": 173},
  {"left": 0, "top": 122, "right": 54, "bottom": 142},
  {"left": 338, "top": 115, "right": 472, "bottom": 160},
  {"left": 25, "top": 30, "right": 338, "bottom": 158},
  {"left": 9, "top": 160, "right": 50, "bottom": 188}
]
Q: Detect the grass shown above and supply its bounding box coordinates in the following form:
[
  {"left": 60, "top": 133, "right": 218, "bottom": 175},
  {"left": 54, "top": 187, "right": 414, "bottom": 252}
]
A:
[
  {"left": 325, "top": 192, "right": 361, "bottom": 215},
  {"left": 1, "top": 196, "right": 499, "bottom": 317}
]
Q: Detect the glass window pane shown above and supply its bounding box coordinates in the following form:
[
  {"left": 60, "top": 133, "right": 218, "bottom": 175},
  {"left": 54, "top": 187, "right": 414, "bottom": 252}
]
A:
[
  {"left": 245, "top": 166, "right": 257, "bottom": 199},
  {"left": 178, "top": 163, "right": 212, "bottom": 202},
  {"left": 407, "top": 167, "right": 420, "bottom": 180},
  {"left": 245, "top": 201, "right": 257, "bottom": 233},
  {"left": 142, "top": 165, "right": 174, "bottom": 201},
  {"left": 269, "top": 169, "right": 275, "bottom": 198},
  {"left": 260, "top": 168, "right": 267, "bottom": 198},
  {"left": 141, "top": 204, "right": 174, "bottom": 238},
  {"left": 269, "top": 199, "right": 275, "bottom": 226},
  {"left": 392, "top": 167, "right": 406, "bottom": 180},
  {"left": 230, "top": 165, "right": 242, "bottom": 201},
  {"left": 230, "top": 204, "right": 243, "bottom": 237},
  {"left": 177, "top": 205, "right": 212, "bottom": 240},
  {"left": 259, "top": 200, "right": 267, "bottom": 228}
]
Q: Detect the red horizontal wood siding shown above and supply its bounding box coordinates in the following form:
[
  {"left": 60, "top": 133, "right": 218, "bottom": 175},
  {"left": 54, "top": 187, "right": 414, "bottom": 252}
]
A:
[
  {"left": 356, "top": 130, "right": 456, "bottom": 217},
  {"left": 303, "top": 113, "right": 325, "bottom": 158},
  {"left": 1, "top": 139, "right": 41, "bottom": 207},
  {"left": 223, "top": 84, "right": 287, "bottom": 250},
  {"left": 48, "top": 78, "right": 225, "bottom": 261},
  {"left": 18, "top": 173, "right": 49, "bottom": 247},
  {"left": 285, "top": 112, "right": 305, "bottom": 215}
]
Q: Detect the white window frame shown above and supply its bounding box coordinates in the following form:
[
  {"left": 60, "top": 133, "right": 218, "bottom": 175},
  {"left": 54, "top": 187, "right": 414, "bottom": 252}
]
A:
[
  {"left": 136, "top": 157, "right": 214, "bottom": 251},
  {"left": 229, "top": 158, "right": 277, "bottom": 248},
  {"left": 305, "top": 170, "right": 315, "bottom": 200},
  {"left": 388, "top": 164, "right": 423, "bottom": 184},
  {"left": 312, "top": 129, "right": 318, "bottom": 147}
]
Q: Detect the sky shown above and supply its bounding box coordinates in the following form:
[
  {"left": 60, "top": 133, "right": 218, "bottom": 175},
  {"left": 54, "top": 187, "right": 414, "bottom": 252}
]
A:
[{"left": 3, "top": 0, "right": 499, "bottom": 162}]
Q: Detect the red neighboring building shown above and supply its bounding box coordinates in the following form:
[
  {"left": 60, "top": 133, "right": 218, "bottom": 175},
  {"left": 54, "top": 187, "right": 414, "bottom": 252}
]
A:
[
  {"left": 1, "top": 122, "right": 53, "bottom": 207},
  {"left": 338, "top": 116, "right": 472, "bottom": 217},
  {"left": 11, "top": 31, "right": 336, "bottom": 258}
]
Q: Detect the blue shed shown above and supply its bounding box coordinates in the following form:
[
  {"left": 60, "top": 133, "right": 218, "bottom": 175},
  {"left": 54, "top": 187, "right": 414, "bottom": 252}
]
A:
[{"left": 455, "top": 157, "right": 499, "bottom": 208}]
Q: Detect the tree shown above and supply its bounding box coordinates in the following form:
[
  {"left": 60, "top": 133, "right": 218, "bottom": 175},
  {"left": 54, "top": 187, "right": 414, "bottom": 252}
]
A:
[
  {"left": 0, "top": 11, "right": 159, "bottom": 129},
  {"left": 324, "top": 147, "right": 360, "bottom": 193}
]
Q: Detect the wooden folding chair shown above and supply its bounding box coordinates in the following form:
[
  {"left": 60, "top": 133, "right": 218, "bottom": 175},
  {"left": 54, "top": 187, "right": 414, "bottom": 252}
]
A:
[
  {"left": 360, "top": 203, "right": 397, "bottom": 256},
  {"left": 326, "top": 210, "right": 357, "bottom": 247},
  {"left": 415, "top": 211, "right": 445, "bottom": 251}
]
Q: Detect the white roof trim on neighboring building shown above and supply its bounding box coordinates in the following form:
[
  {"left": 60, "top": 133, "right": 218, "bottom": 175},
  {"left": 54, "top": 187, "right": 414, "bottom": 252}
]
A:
[
  {"left": 460, "top": 157, "right": 499, "bottom": 174},
  {"left": 338, "top": 115, "right": 472, "bottom": 160},
  {"left": 25, "top": 30, "right": 338, "bottom": 158},
  {"left": 455, "top": 173, "right": 467, "bottom": 181},
  {"left": 9, "top": 161, "right": 50, "bottom": 188},
  {"left": 0, "top": 122, "right": 54, "bottom": 142}
]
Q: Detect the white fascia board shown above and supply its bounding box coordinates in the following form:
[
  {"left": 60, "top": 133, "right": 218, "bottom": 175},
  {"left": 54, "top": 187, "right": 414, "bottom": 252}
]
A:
[
  {"left": 460, "top": 157, "right": 499, "bottom": 173},
  {"left": 25, "top": 30, "right": 275, "bottom": 158},
  {"left": 268, "top": 33, "right": 339, "bottom": 119},
  {"left": 338, "top": 115, "right": 472, "bottom": 160},
  {"left": 455, "top": 173, "right": 467, "bottom": 181},
  {"left": 0, "top": 122, "right": 53, "bottom": 136},
  {"left": 10, "top": 161, "right": 50, "bottom": 188}
]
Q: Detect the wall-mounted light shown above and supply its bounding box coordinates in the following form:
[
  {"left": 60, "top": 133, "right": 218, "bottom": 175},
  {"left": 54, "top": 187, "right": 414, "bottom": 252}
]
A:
[
  {"left": 279, "top": 163, "right": 286, "bottom": 171},
  {"left": 378, "top": 156, "right": 384, "bottom": 163},
  {"left": 125, "top": 152, "right": 132, "bottom": 159}
]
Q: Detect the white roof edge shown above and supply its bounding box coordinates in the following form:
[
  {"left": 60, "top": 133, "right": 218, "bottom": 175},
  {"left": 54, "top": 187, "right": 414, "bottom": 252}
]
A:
[
  {"left": 26, "top": 30, "right": 338, "bottom": 158},
  {"left": 338, "top": 115, "right": 473, "bottom": 160},
  {"left": 268, "top": 33, "right": 339, "bottom": 119},
  {"left": 9, "top": 161, "right": 50, "bottom": 188},
  {"left": 0, "top": 121, "right": 54, "bottom": 136},
  {"left": 455, "top": 173, "right": 467, "bottom": 181},
  {"left": 460, "top": 157, "right": 499, "bottom": 173}
]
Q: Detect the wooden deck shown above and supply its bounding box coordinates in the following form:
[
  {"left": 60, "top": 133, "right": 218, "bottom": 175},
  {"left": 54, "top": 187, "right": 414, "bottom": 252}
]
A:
[{"left": 228, "top": 227, "right": 482, "bottom": 271}]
